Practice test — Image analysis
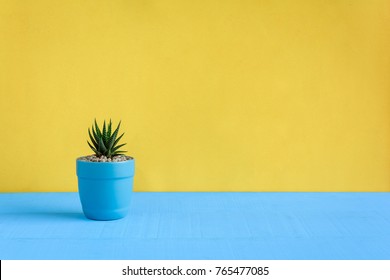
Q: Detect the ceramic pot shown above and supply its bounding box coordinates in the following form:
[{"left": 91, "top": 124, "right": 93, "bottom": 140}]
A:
[{"left": 76, "top": 158, "right": 135, "bottom": 220}]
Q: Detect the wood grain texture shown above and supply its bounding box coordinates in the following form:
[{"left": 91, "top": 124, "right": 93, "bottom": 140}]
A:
[{"left": 0, "top": 192, "right": 389, "bottom": 259}]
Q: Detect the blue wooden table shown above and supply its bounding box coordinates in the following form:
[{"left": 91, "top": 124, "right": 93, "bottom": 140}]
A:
[{"left": 0, "top": 192, "right": 389, "bottom": 260}]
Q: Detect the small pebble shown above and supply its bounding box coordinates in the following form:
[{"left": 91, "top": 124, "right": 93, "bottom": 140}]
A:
[{"left": 79, "top": 155, "right": 132, "bottom": 162}]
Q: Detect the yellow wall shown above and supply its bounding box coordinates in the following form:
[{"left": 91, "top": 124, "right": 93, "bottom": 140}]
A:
[{"left": 0, "top": 0, "right": 389, "bottom": 192}]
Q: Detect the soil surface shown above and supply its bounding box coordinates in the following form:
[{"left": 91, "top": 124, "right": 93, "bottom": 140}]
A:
[{"left": 78, "top": 155, "right": 132, "bottom": 162}]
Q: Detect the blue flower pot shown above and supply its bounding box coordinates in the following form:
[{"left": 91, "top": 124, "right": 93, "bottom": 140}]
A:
[{"left": 76, "top": 158, "right": 135, "bottom": 221}]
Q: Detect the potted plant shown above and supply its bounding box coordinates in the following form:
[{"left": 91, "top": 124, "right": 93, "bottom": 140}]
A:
[{"left": 76, "top": 119, "right": 135, "bottom": 221}]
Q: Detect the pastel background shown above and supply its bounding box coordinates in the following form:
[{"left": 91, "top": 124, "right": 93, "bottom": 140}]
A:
[{"left": 0, "top": 0, "right": 389, "bottom": 192}]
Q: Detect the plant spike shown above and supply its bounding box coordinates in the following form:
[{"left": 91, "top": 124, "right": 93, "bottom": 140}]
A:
[
  {"left": 108, "top": 121, "right": 121, "bottom": 151},
  {"left": 112, "top": 143, "right": 126, "bottom": 152},
  {"left": 94, "top": 119, "right": 102, "bottom": 139},
  {"left": 107, "top": 119, "right": 112, "bottom": 139},
  {"left": 102, "top": 120, "right": 107, "bottom": 143},
  {"left": 91, "top": 125, "right": 99, "bottom": 146},
  {"left": 88, "top": 128, "right": 98, "bottom": 149},
  {"left": 112, "top": 132, "right": 124, "bottom": 148},
  {"left": 87, "top": 141, "right": 98, "bottom": 154}
]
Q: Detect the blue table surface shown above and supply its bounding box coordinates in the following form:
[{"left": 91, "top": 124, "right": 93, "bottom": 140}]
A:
[{"left": 0, "top": 192, "right": 389, "bottom": 260}]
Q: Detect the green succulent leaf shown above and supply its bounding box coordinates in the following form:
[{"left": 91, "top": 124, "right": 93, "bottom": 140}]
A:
[
  {"left": 112, "top": 143, "right": 126, "bottom": 152},
  {"left": 88, "top": 141, "right": 102, "bottom": 156},
  {"left": 98, "top": 137, "right": 107, "bottom": 154},
  {"left": 88, "top": 128, "right": 98, "bottom": 149},
  {"left": 91, "top": 126, "right": 99, "bottom": 143},
  {"left": 102, "top": 120, "right": 107, "bottom": 143},
  {"left": 87, "top": 141, "right": 98, "bottom": 154},
  {"left": 107, "top": 119, "right": 112, "bottom": 139},
  {"left": 94, "top": 119, "right": 102, "bottom": 139},
  {"left": 108, "top": 121, "right": 121, "bottom": 150},
  {"left": 112, "top": 151, "right": 127, "bottom": 155},
  {"left": 112, "top": 132, "right": 124, "bottom": 149},
  {"left": 87, "top": 119, "right": 127, "bottom": 159}
]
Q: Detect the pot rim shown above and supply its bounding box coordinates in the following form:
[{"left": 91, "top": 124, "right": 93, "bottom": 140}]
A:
[{"left": 76, "top": 156, "right": 134, "bottom": 164}]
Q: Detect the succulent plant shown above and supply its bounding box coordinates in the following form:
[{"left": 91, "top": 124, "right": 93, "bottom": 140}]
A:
[{"left": 87, "top": 119, "right": 127, "bottom": 158}]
